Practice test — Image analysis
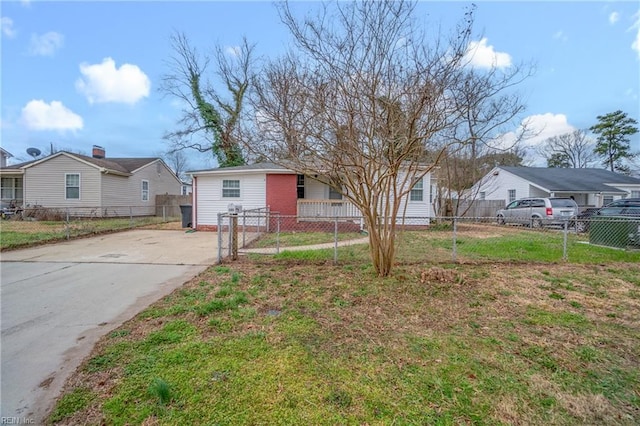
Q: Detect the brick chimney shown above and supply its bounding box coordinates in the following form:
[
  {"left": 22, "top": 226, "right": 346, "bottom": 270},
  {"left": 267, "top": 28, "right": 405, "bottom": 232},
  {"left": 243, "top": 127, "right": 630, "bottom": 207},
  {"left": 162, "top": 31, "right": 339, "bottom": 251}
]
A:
[{"left": 92, "top": 145, "right": 105, "bottom": 159}]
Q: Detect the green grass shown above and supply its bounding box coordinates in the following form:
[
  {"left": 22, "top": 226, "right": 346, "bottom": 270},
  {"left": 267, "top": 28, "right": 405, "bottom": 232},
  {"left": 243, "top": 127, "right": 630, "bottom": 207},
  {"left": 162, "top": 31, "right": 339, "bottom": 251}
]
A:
[
  {"left": 256, "top": 229, "right": 640, "bottom": 265},
  {"left": 48, "top": 387, "right": 95, "bottom": 423},
  {"left": 50, "top": 260, "right": 640, "bottom": 425}
]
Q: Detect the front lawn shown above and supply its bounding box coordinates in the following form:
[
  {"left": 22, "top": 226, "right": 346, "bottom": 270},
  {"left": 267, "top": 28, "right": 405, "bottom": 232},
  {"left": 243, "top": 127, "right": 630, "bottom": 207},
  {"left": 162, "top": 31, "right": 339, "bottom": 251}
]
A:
[{"left": 50, "top": 260, "right": 640, "bottom": 425}]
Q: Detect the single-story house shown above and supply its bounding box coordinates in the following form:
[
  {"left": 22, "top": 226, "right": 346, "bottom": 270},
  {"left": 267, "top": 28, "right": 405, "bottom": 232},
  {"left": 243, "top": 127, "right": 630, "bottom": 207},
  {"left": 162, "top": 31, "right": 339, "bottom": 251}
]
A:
[
  {"left": 0, "top": 145, "right": 182, "bottom": 216},
  {"left": 188, "top": 162, "right": 434, "bottom": 231},
  {"left": 473, "top": 166, "right": 640, "bottom": 208}
]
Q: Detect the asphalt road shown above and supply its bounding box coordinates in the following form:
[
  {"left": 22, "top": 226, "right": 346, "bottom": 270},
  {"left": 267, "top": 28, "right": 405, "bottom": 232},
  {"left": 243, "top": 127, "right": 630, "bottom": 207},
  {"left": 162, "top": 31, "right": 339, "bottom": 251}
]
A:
[{"left": 0, "top": 229, "right": 217, "bottom": 424}]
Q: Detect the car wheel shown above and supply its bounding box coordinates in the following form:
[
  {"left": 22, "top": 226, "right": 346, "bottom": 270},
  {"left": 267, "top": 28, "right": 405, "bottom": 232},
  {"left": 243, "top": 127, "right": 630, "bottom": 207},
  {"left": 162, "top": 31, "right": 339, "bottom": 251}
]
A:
[
  {"left": 531, "top": 217, "right": 542, "bottom": 228},
  {"left": 575, "top": 221, "right": 587, "bottom": 233},
  {"left": 497, "top": 215, "right": 505, "bottom": 225}
]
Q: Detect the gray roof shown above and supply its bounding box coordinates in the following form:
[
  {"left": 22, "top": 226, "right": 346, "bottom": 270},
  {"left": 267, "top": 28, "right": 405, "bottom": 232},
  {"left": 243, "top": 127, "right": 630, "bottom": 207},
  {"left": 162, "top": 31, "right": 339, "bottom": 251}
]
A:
[
  {"left": 187, "top": 162, "right": 291, "bottom": 174},
  {"left": 501, "top": 167, "right": 640, "bottom": 193},
  {"left": 0, "top": 152, "right": 160, "bottom": 175}
]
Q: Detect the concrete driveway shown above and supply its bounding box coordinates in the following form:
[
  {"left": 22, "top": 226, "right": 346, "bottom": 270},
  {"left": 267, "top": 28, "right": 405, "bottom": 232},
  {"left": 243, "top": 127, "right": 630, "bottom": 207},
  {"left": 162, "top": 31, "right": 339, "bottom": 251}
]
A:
[{"left": 0, "top": 229, "right": 217, "bottom": 423}]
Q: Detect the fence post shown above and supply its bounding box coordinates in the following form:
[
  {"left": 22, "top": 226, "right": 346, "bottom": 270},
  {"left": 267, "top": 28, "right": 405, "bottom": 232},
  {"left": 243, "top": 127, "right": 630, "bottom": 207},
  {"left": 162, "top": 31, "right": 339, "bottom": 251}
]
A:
[
  {"left": 129, "top": 206, "right": 133, "bottom": 228},
  {"left": 65, "top": 208, "right": 70, "bottom": 240},
  {"left": 230, "top": 213, "right": 238, "bottom": 260},
  {"left": 276, "top": 215, "right": 281, "bottom": 255},
  {"left": 217, "top": 213, "right": 223, "bottom": 263},
  {"left": 452, "top": 216, "right": 458, "bottom": 263},
  {"left": 267, "top": 206, "right": 271, "bottom": 233},
  {"left": 334, "top": 215, "right": 339, "bottom": 265},
  {"left": 228, "top": 215, "right": 233, "bottom": 257},
  {"left": 162, "top": 205, "right": 166, "bottom": 222},
  {"left": 242, "top": 211, "right": 246, "bottom": 248},
  {"left": 562, "top": 219, "right": 568, "bottom": 261}
]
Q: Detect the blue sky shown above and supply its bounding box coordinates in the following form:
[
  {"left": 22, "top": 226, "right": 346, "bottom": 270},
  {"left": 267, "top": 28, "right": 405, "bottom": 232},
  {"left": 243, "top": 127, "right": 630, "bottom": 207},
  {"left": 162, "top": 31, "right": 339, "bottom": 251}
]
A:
[{"left": 1, "top": 1, "right": 639, "bottom": 171}]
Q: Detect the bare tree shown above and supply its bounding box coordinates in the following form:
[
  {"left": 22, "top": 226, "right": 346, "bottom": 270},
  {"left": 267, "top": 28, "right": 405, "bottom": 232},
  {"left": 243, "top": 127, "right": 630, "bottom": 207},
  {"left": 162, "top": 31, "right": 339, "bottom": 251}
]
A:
[
  {"left": 161, "top": 32, "right": 255, "bottom": 167},
  {"left": 538, "top": 129, "right": 597, "bottom": 168},
  {"left": 162, "top": 150, "right": 190, "bottom": 182},
  {"left": 247, "top": 1, "right": 528, "bottom": 276},
  {"left": 433, "top": 63, "right": 531, "bottom": 216}
]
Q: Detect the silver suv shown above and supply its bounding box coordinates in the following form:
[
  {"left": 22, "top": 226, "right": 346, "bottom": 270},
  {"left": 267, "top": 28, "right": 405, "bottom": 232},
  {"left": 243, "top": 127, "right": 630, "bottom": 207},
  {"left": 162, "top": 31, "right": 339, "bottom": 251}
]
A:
[{"left": 497, "top": 197, "right": 578, "bottom": 228}]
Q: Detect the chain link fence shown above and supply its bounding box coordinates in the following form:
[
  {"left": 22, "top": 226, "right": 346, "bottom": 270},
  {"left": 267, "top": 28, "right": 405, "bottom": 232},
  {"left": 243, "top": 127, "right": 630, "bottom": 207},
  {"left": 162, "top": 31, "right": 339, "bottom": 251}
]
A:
[
  {"left": 0, "top": 205, "right": 182, "bottom": 250},
  {"left": 218, "top": 214, "right": 640, "bottom": 265}
]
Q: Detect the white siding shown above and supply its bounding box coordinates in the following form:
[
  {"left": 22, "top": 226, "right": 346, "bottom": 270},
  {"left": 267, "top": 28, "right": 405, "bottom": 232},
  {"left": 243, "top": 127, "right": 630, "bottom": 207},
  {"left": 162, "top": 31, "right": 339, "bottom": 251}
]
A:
[
  {"left": 476, "top": 169, "right": 536, "bottom": 202},
  {"left": 195, "top": 172, "right": 267, "bottom": 226},
  {"left": 396, "top": 172, "right": 432, "bottom": 222},
  {"left": 24, "top": 155, "right": 101, "bottom": 208}
]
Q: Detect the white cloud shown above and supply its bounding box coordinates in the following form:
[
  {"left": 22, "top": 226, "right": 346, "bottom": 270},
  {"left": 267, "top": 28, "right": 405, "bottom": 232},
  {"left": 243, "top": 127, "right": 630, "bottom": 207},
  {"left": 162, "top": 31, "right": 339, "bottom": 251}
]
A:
[
  {"left": 631, "top": 11, "right": 640, "bottom": 59},
  {"left": 552, "top": 31, "right": 568, "bottom": 43},
  {"left": 21, "top": 100, "right": 83, "bottom": 131},
  {"left": 609, "top": 11, "right": 620, "bottom": 25},
  {"left": 492, "top": 113, "right": 576, "bottom": 152},
  {"left": 75, "top": 57, "right": 151, "bottom": 104},
  {"left": 463, "top": 38, "right": 512, "bottom": 69},
  {"left": 1, "top": 17, "right": 16, "bottom": 38},
  {"left": 520, "top": 113, "right": 576, "bottom": 147},
  {"left": 76, "top": 58, "right": 151, "bottom": 104},
  {"left": 28, "top": 32, "right": 64, "bottom": 56}
]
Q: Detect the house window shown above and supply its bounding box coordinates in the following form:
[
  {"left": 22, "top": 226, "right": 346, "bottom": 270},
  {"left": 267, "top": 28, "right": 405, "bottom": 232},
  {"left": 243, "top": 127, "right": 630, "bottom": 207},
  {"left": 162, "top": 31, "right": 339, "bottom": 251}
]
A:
[
  {"left": 329, "top": 186, "right": 342, "bottom": 200},
  {"left": 603, "top": 195, "right": 614, "bottom": 205},
  {"left": 410, "top": 178, "right": 424, "bottom": 202},
  {"left": 479, "top": 191, "right": 486, "bottom": 201},
  {"left": 508, "top": 189, "right": 516, "bottom": 203},
  {"left": 631, "top": 191, "right": 640, "bottom": 198},
  {"left": 65, "top": 174, "right": 80, "bottom": 200},
  {"left": 297, "top": 175, "right": 305, "bottom": 199},
  {"left": 222, "top": 179, "right": 240, "bottom": 198},
  {"left": 1, "top": 177, "right": 23, "bottom": 201},
  {"left": 142, "top": 180, "right": 149, "bottom": 201}
]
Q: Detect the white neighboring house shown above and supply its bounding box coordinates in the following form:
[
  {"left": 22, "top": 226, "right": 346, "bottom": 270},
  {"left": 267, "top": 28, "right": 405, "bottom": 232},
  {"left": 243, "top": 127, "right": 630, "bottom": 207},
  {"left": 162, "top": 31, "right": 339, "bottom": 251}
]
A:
[
  {"left": 473, "top": 166, "right": 640, "bottom": 208},
  {"left": 188, "top": 162, "right": 433, "bottom": 230},
  {"left": 0, "top": 146, "right": 182, "bottom": 215},
  {"left": 0, "top": 147, "right": 13, "bottom": 168}
]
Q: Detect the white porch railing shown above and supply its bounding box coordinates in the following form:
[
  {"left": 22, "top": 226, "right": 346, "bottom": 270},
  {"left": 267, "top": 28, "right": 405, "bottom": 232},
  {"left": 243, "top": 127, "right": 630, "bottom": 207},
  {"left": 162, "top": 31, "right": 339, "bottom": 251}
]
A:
[{"left": 297, "top": 199, "right": 361, "bottom": 220}]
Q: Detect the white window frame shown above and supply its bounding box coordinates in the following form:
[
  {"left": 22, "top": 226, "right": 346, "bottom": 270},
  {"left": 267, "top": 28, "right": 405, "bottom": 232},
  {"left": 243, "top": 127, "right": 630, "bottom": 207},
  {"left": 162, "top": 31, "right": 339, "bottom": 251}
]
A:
[
  {"left": 410, "top": 178, "right": 424, "bottom": 202},
  {"left": 508, "top": 189, "right": 516, "bottom": 203},
  {"left": 631, "top": 190, "right": 640, "bottom": 198},
  {"left": 1, "top": 177, "right": 23, "bottom": 201},
  {"left": 141, "top": 180, "right": 149, "bottom": 202},
  {"left": 479, "top": 191, "right": 486, "bottom": 201},
  {"left": 65, "top": 173, "right": 80, "bottom": 200},
  {"left": 222, "top": 179, "right": 241, "bottom": 198}
]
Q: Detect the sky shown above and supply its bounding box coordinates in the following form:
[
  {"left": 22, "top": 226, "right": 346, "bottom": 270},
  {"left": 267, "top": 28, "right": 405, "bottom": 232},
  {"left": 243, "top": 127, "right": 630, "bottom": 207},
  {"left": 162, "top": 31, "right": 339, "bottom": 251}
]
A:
[{"left": 1, "top": 0, "right": 639, "bottom": 172}]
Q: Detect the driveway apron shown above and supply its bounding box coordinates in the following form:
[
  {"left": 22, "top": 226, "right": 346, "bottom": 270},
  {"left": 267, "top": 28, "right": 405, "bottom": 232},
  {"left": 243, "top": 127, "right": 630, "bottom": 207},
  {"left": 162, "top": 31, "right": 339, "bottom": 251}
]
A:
[{"left": 0, "top": 229, "right": 216, "bottom": 423}]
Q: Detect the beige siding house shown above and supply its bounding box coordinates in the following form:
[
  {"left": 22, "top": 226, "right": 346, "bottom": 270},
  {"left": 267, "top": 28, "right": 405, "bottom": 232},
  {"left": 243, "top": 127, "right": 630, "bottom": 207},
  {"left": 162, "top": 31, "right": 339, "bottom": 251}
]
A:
[{"left": 0, "top": 148, "right": 182, "bottom": 216}]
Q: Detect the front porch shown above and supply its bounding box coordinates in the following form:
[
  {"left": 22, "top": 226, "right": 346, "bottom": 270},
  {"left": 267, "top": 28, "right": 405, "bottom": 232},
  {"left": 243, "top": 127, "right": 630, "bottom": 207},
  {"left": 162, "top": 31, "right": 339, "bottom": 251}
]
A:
[{"left": 296, "top": 199, "right": 361, "bottom": 220}]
